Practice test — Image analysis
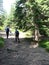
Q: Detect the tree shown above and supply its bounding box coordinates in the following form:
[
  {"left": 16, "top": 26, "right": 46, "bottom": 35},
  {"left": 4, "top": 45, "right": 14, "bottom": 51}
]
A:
[
  {"left": 0, "top": 14, "right": 6, "bottom": 26},
  {"left": 14, "top": 0, "right": 49, "bottom": 43}
]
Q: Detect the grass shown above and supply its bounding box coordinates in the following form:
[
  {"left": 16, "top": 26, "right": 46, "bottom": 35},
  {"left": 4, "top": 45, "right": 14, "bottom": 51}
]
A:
[
  {"left": 0, "top": 37, "right": 4, "bottom": 48},
  {"left": 39, "top": 40, "right": 49, "bottom": 52}
]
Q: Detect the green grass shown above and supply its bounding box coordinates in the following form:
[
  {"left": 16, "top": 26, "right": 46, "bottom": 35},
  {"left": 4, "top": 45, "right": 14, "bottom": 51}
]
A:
[
  {"left": 0, "top": 37, "right": 4, "bottom": 48},
  {"left": 39, "top": 40, "right": 49, "bottom": 52}
]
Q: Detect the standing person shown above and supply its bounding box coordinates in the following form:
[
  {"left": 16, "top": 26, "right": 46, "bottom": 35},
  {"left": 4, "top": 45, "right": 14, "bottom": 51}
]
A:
[
  {"left": 5, "top": 26, "right": 10, "bottom": 39},
  {"left": 15, "top": 28, "right": 20, "bottom": 42}
]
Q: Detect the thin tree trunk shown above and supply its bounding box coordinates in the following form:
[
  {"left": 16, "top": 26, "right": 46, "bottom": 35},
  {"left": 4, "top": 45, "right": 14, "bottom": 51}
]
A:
[{"left": 34, "top": 23, "right": 39, "bottom": 43}]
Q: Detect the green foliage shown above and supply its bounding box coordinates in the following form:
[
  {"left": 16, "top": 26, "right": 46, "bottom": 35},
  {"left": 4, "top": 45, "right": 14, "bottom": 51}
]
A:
[
  {"left": 13, "top": 0, "right": 27, "bottom": 29},
  {"left": 0, "top": 37, "right": 4, "bottom": 48},
  {"left": 0, "top": 12, "right": 6, "bottom": 26},
  {"left": 4, "top": 4, "right": 16, "bottom": 28},
  {"left": 4, "top": 0, "right": 49, "bottom": 37},
  {"left": 39, "top": 40, "right": 49, "bottom": 52},
  {"left": 0, "top": 26, "right": 3, "bottom": 30}
]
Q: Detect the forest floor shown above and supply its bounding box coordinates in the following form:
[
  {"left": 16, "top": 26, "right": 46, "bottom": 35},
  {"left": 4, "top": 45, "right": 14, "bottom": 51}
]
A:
[{"left": 0, "top": 31, "right": 49, "bottom": 65}]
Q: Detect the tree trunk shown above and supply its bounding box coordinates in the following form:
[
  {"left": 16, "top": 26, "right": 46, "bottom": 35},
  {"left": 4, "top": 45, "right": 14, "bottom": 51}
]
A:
[{"left": 34, "top": 23, "right": 39, "bottom": 43}]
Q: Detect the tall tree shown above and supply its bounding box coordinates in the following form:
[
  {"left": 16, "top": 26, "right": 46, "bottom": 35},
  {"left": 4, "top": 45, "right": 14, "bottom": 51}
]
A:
[{"left": 14, "top": 0, "right": 49, "bottom": 43}]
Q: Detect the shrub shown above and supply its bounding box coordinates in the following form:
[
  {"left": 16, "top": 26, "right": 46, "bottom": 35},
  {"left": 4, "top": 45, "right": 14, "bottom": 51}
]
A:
[
  {"left": 0, "top": 37, "right": 4, "bottom": 48},
  {"left": 0, "top": 26, "right": 3, "bottom": 30},
  {"left": 39, "top": 40, "right": 49, "bottom": 52}
]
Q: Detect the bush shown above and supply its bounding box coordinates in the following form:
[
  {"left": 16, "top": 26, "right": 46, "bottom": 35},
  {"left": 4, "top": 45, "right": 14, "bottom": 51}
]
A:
[
  {"left": 0, "top": 37, "right": 4, "bottom": 41},
  {"left": 39, "top": 40, "right": 49, "bottom": 52},
  {"left": 0, "top": 37, "right": 4, "bottom": 48},
  {"left": 0, "top": 26, "right": 3, "bottom": 30},
  {"left": 46, "top": 47, "right": 49, "bottom": 52}
]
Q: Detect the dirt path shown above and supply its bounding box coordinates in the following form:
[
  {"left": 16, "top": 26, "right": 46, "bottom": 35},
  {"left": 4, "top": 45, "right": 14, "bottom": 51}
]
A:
[{"left": 0, "top": 31, "right": 49, "bottom": 65}]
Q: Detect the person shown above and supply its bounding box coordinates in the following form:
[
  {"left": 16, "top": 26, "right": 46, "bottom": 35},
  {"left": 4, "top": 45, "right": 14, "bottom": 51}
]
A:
[
  {"left": 15, "top": 28, "right": 20, "bottom": 42},
  {"left": 5, "top": 26, "right": 10, "bottom": 39}
]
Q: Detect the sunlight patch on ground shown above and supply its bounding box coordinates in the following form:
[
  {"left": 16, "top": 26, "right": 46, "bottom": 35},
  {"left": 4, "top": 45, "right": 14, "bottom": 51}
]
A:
[
  {"left": 0, "top": 31, "right": 32, "bottom": 39},
  {"left": 0, "top": 31, "right": 27, "bottom": 39},
  {"left": 30, "top": 42, "right": 39, "bottom": 48}
]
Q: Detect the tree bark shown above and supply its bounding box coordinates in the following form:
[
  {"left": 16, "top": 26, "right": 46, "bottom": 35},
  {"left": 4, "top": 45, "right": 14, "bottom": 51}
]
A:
[{"left": 34, "top": 23, "right": 39, "bottom": 43}]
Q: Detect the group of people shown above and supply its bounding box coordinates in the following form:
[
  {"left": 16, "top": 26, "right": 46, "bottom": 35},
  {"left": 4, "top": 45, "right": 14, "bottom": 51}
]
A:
[{"left": 5, "top": 26, "right": 20, "bottom": 42}]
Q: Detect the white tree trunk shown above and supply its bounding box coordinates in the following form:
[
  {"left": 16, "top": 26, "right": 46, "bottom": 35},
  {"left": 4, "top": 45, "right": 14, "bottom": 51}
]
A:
[{"left": 34, "top": 24, "right": 39, "bottom": 42}]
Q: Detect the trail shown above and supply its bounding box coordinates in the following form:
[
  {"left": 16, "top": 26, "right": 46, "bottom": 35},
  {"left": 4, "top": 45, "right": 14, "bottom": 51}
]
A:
[{"left": 0, "top": 31, "right": 49, "bottom": 65}]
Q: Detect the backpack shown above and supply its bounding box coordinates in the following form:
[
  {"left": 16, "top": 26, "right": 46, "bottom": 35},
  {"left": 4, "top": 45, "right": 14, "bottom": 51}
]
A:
[
  {"left": 6, "top": 28, "right": 9, "bottom": 32},
  {"left": 15, "top": 30, "right": 19, "bottom": 36}
]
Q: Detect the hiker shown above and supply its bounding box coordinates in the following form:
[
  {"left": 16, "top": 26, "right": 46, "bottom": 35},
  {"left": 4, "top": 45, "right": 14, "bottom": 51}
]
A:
[
  {"left": 5, "top": 26, "right": 10, "bottom": 39},
  {"left": 15, "top": 28, "right": 20, "bottom": 42}
]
